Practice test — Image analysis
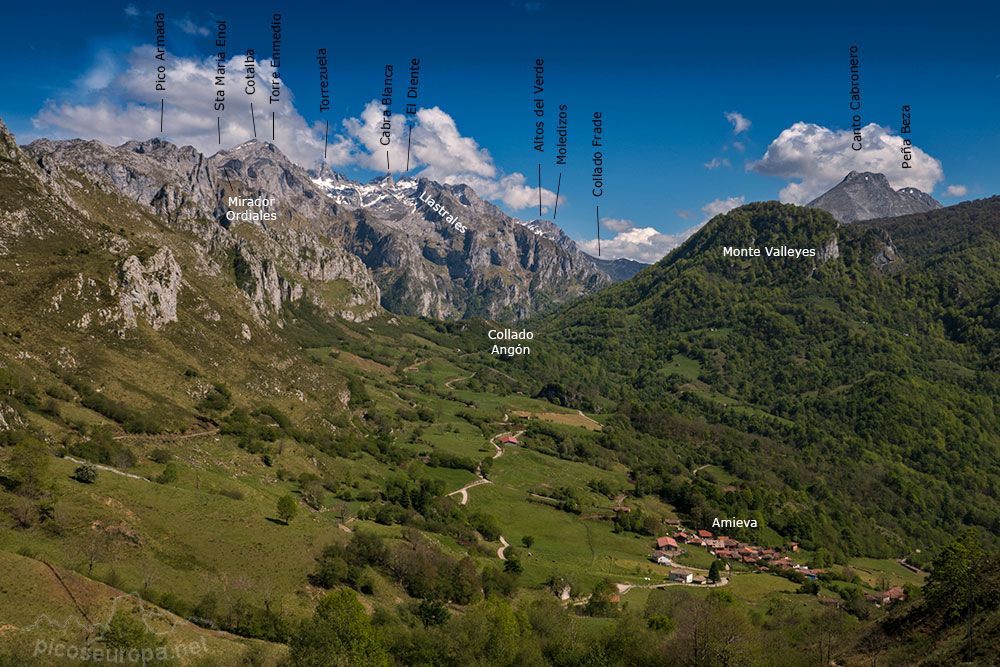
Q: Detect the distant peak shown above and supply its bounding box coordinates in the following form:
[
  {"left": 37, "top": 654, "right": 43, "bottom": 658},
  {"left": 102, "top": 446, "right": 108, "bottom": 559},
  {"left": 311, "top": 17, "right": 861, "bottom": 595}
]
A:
[
  {"left": 369, "top": 173, "right": 394, "bottom": 186},
  {"left": 809, "top": 171, "right": 942, "bottom": 222},
  {"left": 843, "top": 171, "right": 889, "bottom": 185}
]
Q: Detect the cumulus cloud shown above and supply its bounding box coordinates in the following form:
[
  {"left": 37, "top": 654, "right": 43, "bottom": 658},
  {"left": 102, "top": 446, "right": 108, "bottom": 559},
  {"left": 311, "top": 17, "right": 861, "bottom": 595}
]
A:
[
  {"left": 31, "top": 47, "right": 557, "bottom": 212},
  {"left": 573, "top": 200, "right": 741, "bottom": 264},
  {"left": 704, "top": 157, "right": 730, "bottom": 170},
  {"left": 725, "top": 111, "right": 751, "bottom": 134},
  {"left": 701, "top": 196, "right": 745, "bottom": 219},
  {"left": 34, "top": 46, "right": 327, "bottom": 165},
  {"left": 337, "top": 101, "right": 557, "bottom": 210},
  {"left": 575, "top": 194, "right": 747, "bottom": 262},
  {"left": 76, "top": 50, "right": 119, "bottom": 91},
  {"left": 945, "top": 184, "right": 968, "bottom": 197},
  {"left": 749, "top": 121, "right": 944, "bottom": 204},
  {"left": 576, "top": 221, "right": 699, "bottom": 263},
  {"left": 601, "top": 218, "right": 636, "bottom": 233}
]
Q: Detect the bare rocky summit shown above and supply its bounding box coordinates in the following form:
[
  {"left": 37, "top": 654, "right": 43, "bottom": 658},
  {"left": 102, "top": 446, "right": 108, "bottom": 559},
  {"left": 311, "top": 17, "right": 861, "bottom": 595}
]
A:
[{"left": 807, "top": 171, "right": 942, "bottom": 223}]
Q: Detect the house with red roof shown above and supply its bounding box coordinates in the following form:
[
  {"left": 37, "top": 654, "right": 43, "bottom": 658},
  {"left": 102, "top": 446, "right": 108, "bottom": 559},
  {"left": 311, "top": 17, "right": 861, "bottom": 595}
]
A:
[
  {"left": 501, "top": 435, "right": 519, "bottom": 445},
  {"left": 656, "top": 536, "right": 679, "bottom": 551}
]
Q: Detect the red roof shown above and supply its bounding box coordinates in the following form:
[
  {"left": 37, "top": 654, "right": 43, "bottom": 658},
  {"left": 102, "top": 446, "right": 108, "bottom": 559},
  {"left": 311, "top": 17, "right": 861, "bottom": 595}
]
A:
[
  {"left": 609, "top": 595, "right": 620, "bottom": 603},
  {"left": 698, "top": 529, "right": 713, "bottom": 538},
  {"left": 665, "top": 518, "right": 680, "bottom": 525},
  {"left": 501, "top": 435, "right": 519, "bottom": 444},
  {"left": 656, "top": 536, "right": 678, "bottom": 549}
]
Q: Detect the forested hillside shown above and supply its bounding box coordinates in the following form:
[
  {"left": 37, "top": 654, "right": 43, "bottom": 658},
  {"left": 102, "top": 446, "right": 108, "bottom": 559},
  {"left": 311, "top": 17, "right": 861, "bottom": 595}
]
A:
[{"left": 512, "top": 200, "right": 1000, "bottom": 559}]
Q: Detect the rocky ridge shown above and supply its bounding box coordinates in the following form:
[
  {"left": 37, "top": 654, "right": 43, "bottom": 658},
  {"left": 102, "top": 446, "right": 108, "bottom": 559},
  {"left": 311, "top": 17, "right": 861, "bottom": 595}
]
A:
[{"left": 25, "top": 136, "right": 612, "bottom": 321}]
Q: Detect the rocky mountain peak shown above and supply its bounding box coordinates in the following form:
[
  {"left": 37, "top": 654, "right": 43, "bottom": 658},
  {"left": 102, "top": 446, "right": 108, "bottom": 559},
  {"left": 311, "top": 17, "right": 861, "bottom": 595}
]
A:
[
  {"left": 807, "top": 171, "right": 942, "bottom": 223},
  {"left": 843, "top": 170, "right": 890, "bottom": 186}
]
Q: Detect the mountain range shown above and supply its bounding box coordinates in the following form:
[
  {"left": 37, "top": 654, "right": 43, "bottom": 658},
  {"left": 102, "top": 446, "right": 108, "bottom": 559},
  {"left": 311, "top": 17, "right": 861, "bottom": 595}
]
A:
[
  {"left": 806, "top": 170, "right": 942, "bottom": 223},
  {"left": 22, "top": 131, "right": 614, "bottom": 322}
]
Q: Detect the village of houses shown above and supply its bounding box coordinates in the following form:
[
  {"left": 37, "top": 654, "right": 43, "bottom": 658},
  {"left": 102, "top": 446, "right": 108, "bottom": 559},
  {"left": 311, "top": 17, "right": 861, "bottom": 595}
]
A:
[{"left": 647, "top": 520, "right": 908, "bottom": 607}]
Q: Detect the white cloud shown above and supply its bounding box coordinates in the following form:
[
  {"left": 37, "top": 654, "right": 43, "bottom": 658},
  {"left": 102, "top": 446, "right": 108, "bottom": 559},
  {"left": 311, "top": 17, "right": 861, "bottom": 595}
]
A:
[
  {"left": 732, "top": 141, "right": 745, "bottom": 152},
  {"left": 76, "top": 50, "right": 118, "bottom": 91},
  {"left": 601, "top": 217, "right": 635, "bottom": 233},
  {"left": 124, "top": 5, "right": 139, "bottom": 16},
  {"left": 575, "top": 196, "right": 746, "bottom": 263},
  {"left": 749, "top": 121, "right": 944, "bottom": 204},
  {"left": 576, "top": 208, "right": 722, "bottom": 263},
  {"left": 337, "top": 101, "right": 558, "bottom": 211},
  {"left": 945, "top": 184, "right": 967, "bottom": 197},
  {"left": 701, "top": 195, "right": 745, "bottom": 219},
  {"left": 725, "top": 111, "right": 751, "bottom": 134},
  {"left": 577, "top": 225, "right": 695, "bottom": 264},
  {"left": 704, "top": 157, "right": 731, "bottom": 169},
  {"left": 175, "top": 19, "right": 210, "bottom": 36},
  {"left": 34, "top": 47, "right": 327, "bottom": 166},
  {"left": 31, "top": 47, "right": 557, "bottom": 213}
]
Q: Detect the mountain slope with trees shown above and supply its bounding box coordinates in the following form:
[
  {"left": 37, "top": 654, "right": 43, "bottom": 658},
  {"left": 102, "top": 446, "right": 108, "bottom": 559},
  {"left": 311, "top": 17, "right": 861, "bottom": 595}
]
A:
[{"left": 514, "top": 200, "right": 1000, "bottom": 559}]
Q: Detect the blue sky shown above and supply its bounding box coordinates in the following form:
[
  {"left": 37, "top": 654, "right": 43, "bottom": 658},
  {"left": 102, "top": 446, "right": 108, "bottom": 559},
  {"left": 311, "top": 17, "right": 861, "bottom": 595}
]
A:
[{"left": 5, "top": 0, "right": 998, "bottom": 261}]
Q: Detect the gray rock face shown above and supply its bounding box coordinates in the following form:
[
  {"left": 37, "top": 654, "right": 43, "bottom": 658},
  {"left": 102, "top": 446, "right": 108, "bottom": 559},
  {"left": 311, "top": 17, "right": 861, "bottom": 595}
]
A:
[
  {"left": 807, "top": 171, "right": 943, "bottom": 223},
  {"left": 314, "top": 177, "right": 611, "bottom": 319},
  {"left": 872, "top": 231, "right": 902, "bottom": 271},
  {"left": 819, "top": 235, "right": 840, "bottom": 262},
  {"left": 118, "top": 247, "right": 183, "bottom": 329},
  {"left": 24, "top": 136, "right": 611, "bottom": 321}
]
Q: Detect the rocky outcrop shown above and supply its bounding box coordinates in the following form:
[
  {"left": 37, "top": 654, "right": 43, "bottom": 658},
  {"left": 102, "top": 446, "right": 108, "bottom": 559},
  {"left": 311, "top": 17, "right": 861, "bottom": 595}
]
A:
[
  {"left": 819, "top": 235, "right": 840, "bottom": 261},
  {"left": 117, "top": 247, "right": 183, "bottom": 329},
  {"left": 872, "top": 231, "right": 901, "bottom": 271},
  {"left": 807, "top": 171, "right": 942, "bottom": 223},
  {"left": 0, "top": 402, "right": 24, "bottom": 431}
]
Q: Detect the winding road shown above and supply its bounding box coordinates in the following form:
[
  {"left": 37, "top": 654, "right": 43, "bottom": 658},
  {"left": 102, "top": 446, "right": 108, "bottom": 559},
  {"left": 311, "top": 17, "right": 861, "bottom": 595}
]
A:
[
  {"left": 444, "top": 373, "right": 475, "bottom": 389},
  {"left": 445, "top": 428, "right": 524, "bottom": 558},
  {"left": 497, "top": 536, "right": 510, "bottom": 560}
]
